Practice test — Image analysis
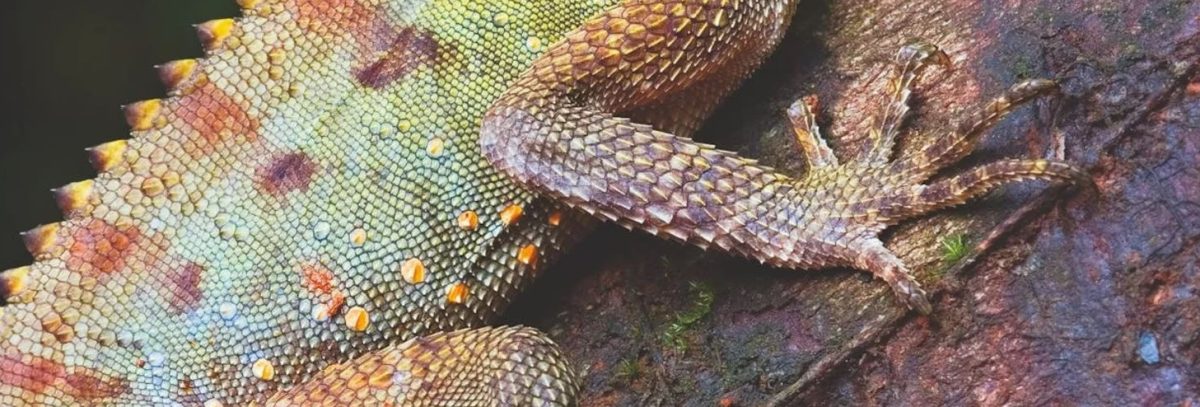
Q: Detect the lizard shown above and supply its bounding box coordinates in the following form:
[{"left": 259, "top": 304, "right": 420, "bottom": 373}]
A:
[{"left": 0, "top": 0, "right": 1083, "bottom": 405}]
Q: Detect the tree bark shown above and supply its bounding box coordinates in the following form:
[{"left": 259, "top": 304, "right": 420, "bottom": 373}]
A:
[{"left": 512, "top": 0, "right": 1200, "bottom": 405}]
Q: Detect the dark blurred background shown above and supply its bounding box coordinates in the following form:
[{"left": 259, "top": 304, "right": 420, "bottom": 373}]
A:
[{"left": 0, "top": 1, "right": 239, "bottom": 269}]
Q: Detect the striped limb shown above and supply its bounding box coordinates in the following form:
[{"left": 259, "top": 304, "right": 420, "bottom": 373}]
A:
[{"left": 480, "top": 0, "right": 1079, "bottom": 315}]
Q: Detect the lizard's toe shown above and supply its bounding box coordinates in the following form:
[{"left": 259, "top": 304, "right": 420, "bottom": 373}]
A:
[
  {"left": 889, "top": 276, "right": 932, "bottom": 315},
  {"left": 849, "top": 239, "right": 934, "bottom": 314}
]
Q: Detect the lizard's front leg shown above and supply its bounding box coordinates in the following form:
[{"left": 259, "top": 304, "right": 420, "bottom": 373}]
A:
[{"left": 480, "top": 1, "right": 1081, "bottom": 313}]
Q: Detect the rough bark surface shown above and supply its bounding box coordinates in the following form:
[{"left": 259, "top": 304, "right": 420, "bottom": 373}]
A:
[{"left": 510, "top": 0, "right": 1200, "bottom": 405}]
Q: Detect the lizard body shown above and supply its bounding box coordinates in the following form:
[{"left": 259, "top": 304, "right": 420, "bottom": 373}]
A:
[{"left": 0, "top": 0, "right": 1078, "bottom": 405}]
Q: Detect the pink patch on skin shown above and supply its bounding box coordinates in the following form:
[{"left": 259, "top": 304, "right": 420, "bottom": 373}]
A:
[
  {"left": 175, "top": 82, "right": 260, "bottom": 156},
  {"left": 66, "top": 219, "right": 142, "bottom": 277},
  {"left": 0, "top": 354, "right": 64, "bottom": 395},
  {"left": 62, "top": 369, "right": 129, "bottom": 401},
  {"left": 293, "top": 0, "right": 375, "bottom": 33},
  {"left": 166, "top": 262, "right": 205, "bottom": 315},
  {"left": 257, "top": 152, "right": 318, "bottom": 197},
  {"left": 353, "top": 23, "right": 440, "bottom": 89}
]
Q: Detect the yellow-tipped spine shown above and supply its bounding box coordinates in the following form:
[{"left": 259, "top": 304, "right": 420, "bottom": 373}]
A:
[
  {"left": 0, "top": 266, "right": 31, "bottom": 305},
  {"left": 237, "top": 0, "right": 262, "bottom": 11},
  {"left": 87, "top": 140, "right": 128, "bottom": 172},
  {"left": 196, "top": 19, "right": 235, "bottom": 51},
  {"left": 21, "top": 223, "right": 60, "bottom": 258},
  {"left": 157, "top": 59, "right": 199, "bottom": 94},
  {"left": 53, "top": 180, "right": 95, "bottom": 217},
  {"left": 123, "top": 99, "right": 163, "bottom": 131}
]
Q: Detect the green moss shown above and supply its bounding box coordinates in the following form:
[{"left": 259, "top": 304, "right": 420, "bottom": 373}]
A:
[
  {"left": 940, "top": 233, "right": 969, "bottom": 265},
  {"left": 661, "top": 281, "right": 716, "bottom": 353},
  {"left": 614, "top": 357, "right": 642, "bottom": 382},
  {"left": 1009, "top": 54, "right": 1036, "bottom": 80}
]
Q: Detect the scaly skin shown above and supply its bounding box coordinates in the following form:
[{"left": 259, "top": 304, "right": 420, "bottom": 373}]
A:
[{"left": 0, "top": 0, "right": 1078, "bottom": 405}]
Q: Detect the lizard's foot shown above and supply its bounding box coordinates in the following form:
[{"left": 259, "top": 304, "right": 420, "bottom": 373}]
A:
[{"left": 783, "top": 41, "right": 1082, "bottom": 313}]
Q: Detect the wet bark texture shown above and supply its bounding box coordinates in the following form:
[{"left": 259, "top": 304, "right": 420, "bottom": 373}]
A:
[{"left": 510, "top": 0, "right": 1200, "bottom": 405}]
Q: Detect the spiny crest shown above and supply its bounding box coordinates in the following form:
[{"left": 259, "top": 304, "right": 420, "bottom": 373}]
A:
[
  {"left": 122, "top": 99, "right": 163, "bottom": 131},
  {"left": 5, "top": 1, "right": 261, "bottom": 310},
  {"left": 156, "top": 59, "right": 200, "bottom": 94},
  {"left": 196, "top": 18, "right": 236, "bottom": 51},
  {"left": 20, "top": 223, "right": 60, "bottom": 259},
  {"left": 86, "top": 140, "right": 127, "bottom": 172},
  {"left": 51, "top": 180, "right": 95, "bottom": 218}
]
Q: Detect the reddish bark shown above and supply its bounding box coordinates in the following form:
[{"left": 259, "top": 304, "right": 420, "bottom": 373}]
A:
[{"left": 516, "top": 0, "right": 1200, "bottom": 405}]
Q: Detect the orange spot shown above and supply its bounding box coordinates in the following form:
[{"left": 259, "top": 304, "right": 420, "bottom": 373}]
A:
[
  {"left": 345, "top": 306, "right": 370, "bottom": 332},
  {"left": 252, "top": 359, "right": 275, "bottom": 381},
  {"left": 175, "top": 82, "right": 260, "bottom": 156},
  {"left": 66, "top": 219, "right": 142, "bottom": 277},
  {"left": 518, "top": 244, "right": 538, "bottom": 265},
  {"left": 300, "top": 262, "right": 335, "bottom": 295},
  {"left": 0, "top": 353, "right": 64, "bottom": 395},
  {"left": 1188, "top": 81, "right": 1200, "bottom": 97},
  {"left": 446, "top": 283, "right": 469, "bottom": 304},
  {"left": 499, "top": 204, "right": 523, "bottom": 226},
  {"left": 456, "top": 211, "right": 479, "bottom": 231},
  {"left": 350, "top": 228, "right": 368, "bottom": 246},
  {"left": 425, "top": 138, "right": 445, "bottom": 156},
  {"left": 400, "top": 258, "right": 426, "bottom": 284},
  {"left": 548, "top": 211, "right": 563, "bottom": 226}
]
